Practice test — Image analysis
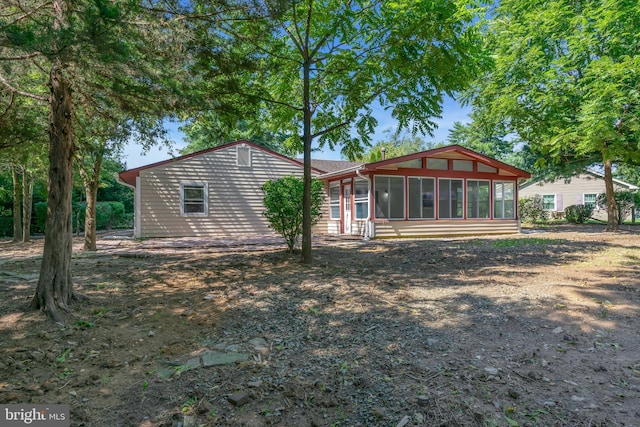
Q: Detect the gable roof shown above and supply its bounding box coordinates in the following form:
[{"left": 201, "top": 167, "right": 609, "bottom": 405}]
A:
[
  {"left": 310, "top": 159, "right": 364, "bottom": 173},
  {"left": 118, "top": 140, "right": 323, "bottom": 187},
  {"left": 317, "top": 144, "right": 531, "bottom": 180},
  {"left": 520, "top": 169, "right": 639, "bottom": 191}
]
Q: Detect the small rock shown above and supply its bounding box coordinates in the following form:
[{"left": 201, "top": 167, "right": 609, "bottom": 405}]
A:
[
  {"left": 371, "top": 407, "right": 386, "bottom": 418},
  {"left": 543, "top": 401, "right": 556, "bottom": 407},
  {"left": 225, "top": 344, "right": 240, "bottom": 352},
  {"left": 249, "top": 337, "right": 269, "bottom": 351},
  {"left": 183, "top": 414, "right": 197, "bottom": 427},
  {"left": 247, "top": 380, "right": 263, "bottom": 388},
  {"left": 484, "top": 367, "right": 499, "bottom": 375},
  {"left": 426, "top": 338, "right": 439, "bottom": 347},
  {"left": 416, "top": 395, "right": 430, "bottom": 406},
  {"left": 30, "top": 351, "right": 45, "bottom": 361},
  {"left": 69, "top": 391, "right": 77, "bottom": 397},
  {"left": 396, "top": 415, "right": 410, "bottom": 427},
  {"left": 201, "top": 351, "right": 248, "bottom": 367},
  {"left": 413, "top": 413, "right": 425, "bottom": 424},
  {"left": 507, "top": 389, "right": 520, "bottom": 399},
  {"left": 147, "top": 331, "right": 155, "bottom": 337},
  {"left": 571, "top": 395, "right": 585, "bottom": 402},
  {"left": 203, "top": 295, "right": 215, "bottom": 300},
  {"left": 552, "top": 327, "right": 563, "bottom": 334},
  {"left": 228, "top": 391, "right": 249, "bottom": 407}
]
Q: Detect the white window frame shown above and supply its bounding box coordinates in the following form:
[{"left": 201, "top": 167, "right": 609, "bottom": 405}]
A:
[
  {"left": 494, "top": 181, "right": 516, "bottom": 219},
  {"left": 542, "top": 194, "right": 557, "bottom": 211},
  {"left": 329, "top": 182, "right": 340, "bottom": 220},
  {"left": 354, "top": 178, "right": 369, "bottom": 220},
  {"left": 466, "top": 179, "right": 491, "bottom": 219},
  {"left": 180, "top": 182, "right": 208, "bottom": 216},
  {"left": 236, "top": 145, "right": 251, "bottom": 167},
  {"left": 438, "top": 178, "right": 464, "bottom": 219},
  {"left": 583, "top": 193, "right": 598, "bottom": 210},
  {"left": 408, "top": 176, "right": 435, "bottom": 219}
]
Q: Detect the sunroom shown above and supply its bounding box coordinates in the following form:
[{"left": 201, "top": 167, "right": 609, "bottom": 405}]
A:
[{"left": 318, "top": 145, "right": 531, "bottom": 239}]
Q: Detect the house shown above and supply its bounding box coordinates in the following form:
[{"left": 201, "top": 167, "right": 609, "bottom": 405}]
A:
[
  {"left": 519, "top": 171, "right": 639, "bottom": 220},
  {"left": 118, "top": 141, "right": 531, "bottom": 239},
  {"left": 316, "top": 144, "right": 530, "bottom": 238}
]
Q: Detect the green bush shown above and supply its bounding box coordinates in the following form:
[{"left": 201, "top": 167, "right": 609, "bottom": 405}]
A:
[
  {"left": 597, "top": 191, "right": 635, "bottom": 223},
  {"left": 262, "top": 176, "right": 324, "bottom": 252},
  {"left": 36, "top": 201, "right": 127, "bottom": 233},
  {"left": 564, "top": 204, "right": 593, "bottom": 224},
  {"left": 519, "top": 195, "right": 548, "bottom": 222}
]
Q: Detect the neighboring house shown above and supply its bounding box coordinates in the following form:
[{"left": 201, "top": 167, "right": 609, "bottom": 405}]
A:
[
  {"left": 519, "top": 171, "right": 639, "bottom": 220},
  {"left": 118, "top": 141, "right": 531, "bottom": 239}
]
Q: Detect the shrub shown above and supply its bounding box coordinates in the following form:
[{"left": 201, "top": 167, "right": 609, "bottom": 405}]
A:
[
  {"left": 597, "top": 191, "right": 635, "bottom": 223},
  {"left": 564, "top": 204, "right": 593, "bottom": 224},
  {"left": 262, "top": 176, "right": 324, "bottom": 252},
  {"left": 519, "top": 195, "right": 548, "bottom": 223}
]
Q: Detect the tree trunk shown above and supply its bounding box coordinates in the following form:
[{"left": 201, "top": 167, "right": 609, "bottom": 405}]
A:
[
  {"left": 31, "top": 63, "right": 76, "bottom": 322},
  {"left": 301, "top": 53, "right": 313, "bottom": 264},
  {"left": 11, "top": 166, "right": 23, "bottom": 242},
  {"left": 22, "top": 169, "right": 33, "bottom": 242},
  {"left": 603, "top": 159, "right": 618, "bottom": 232},
  {"left": 82, "top": 162, "right": 101, "bottom": 251}
]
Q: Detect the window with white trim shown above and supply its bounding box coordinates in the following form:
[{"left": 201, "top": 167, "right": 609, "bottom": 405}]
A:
[
  {"left": 354, "top": 179, "right": 369, "bottom": 220},
  {"left": 237, "top": 145, "right": 251, "bottom": 167},
  {"left": 467, "top": 180, "right": 490, "bottom": 218},
  {"left": 542, "top": 194, "right": 556, "bottom": 210},
  {"left": 438, "top": 179, "right": 464, "bottom": 218},
  {"left": 374, "top": 176, "right": 404, "bottom": 219},
  {"left": 494, "top": 181, "right": 515, "bottom": 218},
  {"left": 583, "top": 193, "right": 598, "bottom": 209},
  {"left": 408, "top": 177, "right": 435, "bottom": 219},
  {"left": 181, "top": 182, "right": 208, "bottom": 216},
  {"left": 329, "top": 182, "right": 340, "bottom": 219}
]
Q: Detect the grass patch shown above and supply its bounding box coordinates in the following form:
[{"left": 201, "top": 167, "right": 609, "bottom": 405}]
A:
[{"left": 493, "top": 237, "right": 561, "bottom": 248}]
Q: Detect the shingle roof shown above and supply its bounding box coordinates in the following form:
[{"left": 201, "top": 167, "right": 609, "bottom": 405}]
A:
[{"left": 309, "top": 159, "right": 364, "bottom": 173}]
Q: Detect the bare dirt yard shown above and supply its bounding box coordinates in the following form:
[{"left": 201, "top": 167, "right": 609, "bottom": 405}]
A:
[{"left": 1, "top": 224, "right": 639, "bottom": 427}]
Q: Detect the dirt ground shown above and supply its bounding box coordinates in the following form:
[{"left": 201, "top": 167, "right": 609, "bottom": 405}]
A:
[{"left": 1, "top": 224, "right": 639, "bottom": 427}]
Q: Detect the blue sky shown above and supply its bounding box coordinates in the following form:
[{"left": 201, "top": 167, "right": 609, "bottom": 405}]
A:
[{"left": 121, "top": 97, "right": 471, "bottom": 169}]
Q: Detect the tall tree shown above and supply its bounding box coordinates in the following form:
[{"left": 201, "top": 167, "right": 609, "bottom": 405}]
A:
[
  {"left": 470, "top": 0, "right": 640, "bottom": 231},
  {"left": 0, "top": 0, "right": 188, "bottom": 321},
  {"left": 199, "top": 0, "right": 487, "bottom": 263},
  {"left": 354, "top": 132, "right": 428, "bottom": 163}
]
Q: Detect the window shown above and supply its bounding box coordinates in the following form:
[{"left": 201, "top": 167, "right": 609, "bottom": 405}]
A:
[
  {"left": 397, "top": 159, "right": 422, "bottom": 169},
  {"left": 494, "top": 181, "right": 515, "bottom": 218},
  {"left": 181, "top": 182, "right": 207, "bottom": 216},
  {"left": 438, "top": 179, "right": 464, "bottom": 218},
  {"left": 477, "top": 163, "right": 497, "bottom": 173},
  {"left": 584, "top": 193, "right": 598, "bottom": 209},
  {"left": 453, "top": 160, "right": 474, "bottom": 171},
  {"left": 408, "top": 177, "right": 435, "bottom": 219},
  {"left": 467, "top": 180, "right": 490, "bottom": 218},
  {"left": 237, "top": 145, "right": 251, "bottom": 167},
  {"left": 329, "top": 182, "right": 340, "bottom": 219},
  {"left": 374, "top": 176, "right": 404, "bottom": 219},
  {"left": 542, "top": 194, "right": 556, "bottom": 210},
  {"left": 354, "top": 179, "right": 369, "bottom": 220},
  {"left": 426, "top": 158, "right": 448, "bottom": 170}
]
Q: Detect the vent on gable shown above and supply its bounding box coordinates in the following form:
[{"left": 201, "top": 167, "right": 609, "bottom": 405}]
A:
[{"left": 237, "top": 145, "right": 251, "bottom": 167}]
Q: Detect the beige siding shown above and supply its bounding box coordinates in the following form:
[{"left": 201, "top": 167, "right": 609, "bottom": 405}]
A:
[
  {"left": 519, "top": 173, "right": 632, "bottom": 220},
  {"left": 139, "top": 146, "right": 305, "bottom": 237},
  {"left": 373, "top": 220, "right": 520, "bottom": 238}
]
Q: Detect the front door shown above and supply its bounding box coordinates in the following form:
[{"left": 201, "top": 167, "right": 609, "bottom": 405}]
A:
[{"left": 343, "top": 184, "right": 351, "bottom": 234}]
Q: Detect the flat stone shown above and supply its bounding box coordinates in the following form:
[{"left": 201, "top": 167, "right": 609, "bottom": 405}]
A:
[
  {"left": 157, "top": 368, "right": 175, "bottom": 380},
  {"left": 247, "top": 380, "right": 263, "bottom": 388},
  {"left": 552, "top": 327, "right": 563, "bottom": 334},
  {"left": 228, "top": 391, "right": 250, "bottom": 407},
  {"left": 201, "top": 351, "right": 248, "bottom": 367},
  {"left": 183, "top": 357, "right": 201, "bottom": 370}
]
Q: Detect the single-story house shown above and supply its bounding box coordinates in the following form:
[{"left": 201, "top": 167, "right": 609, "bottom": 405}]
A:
[
  {"left": 118, "top": 140, "right": 531, "bottom": 239},
  {"left": 519, "top": 171, "right": 639, "bottom": 220}
]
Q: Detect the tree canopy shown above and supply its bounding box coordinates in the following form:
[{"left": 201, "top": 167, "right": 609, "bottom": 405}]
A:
[
  {"left": 194, "top": 0, "right": 488, "bottom": 262},
  {"left": 469, "top": 0, "right": 640, "bottom": 230}
]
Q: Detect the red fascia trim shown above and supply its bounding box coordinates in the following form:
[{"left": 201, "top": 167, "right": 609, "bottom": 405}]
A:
[
  {"left": 118, "top": 140, "right": 322, "bottom": 187},
  {"left": 362, "top": 144, "right": 531, "bottom": 179}
]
